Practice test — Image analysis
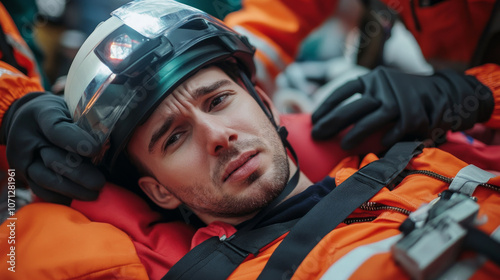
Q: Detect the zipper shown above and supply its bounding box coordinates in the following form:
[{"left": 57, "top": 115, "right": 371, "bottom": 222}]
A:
[
  {"left": 404, "top": 169, "right": 452, "bottom": 183},
  {"left": 344, "top": 216, "right": 376, "bottom": 225},
  {"left": 342, "top": 168, "right": 500, "bottom": 225},
  {"left": 342, "top": 202, "right": 411, "bottom": 225},
  {"left": 344, "top": 168, "right": 500, "bottom": 224},
  {"left": 404, "top": 169, "right": 500, "bottom": 192},
  {"left": 359, "top": 201, "right": 412, "bottom": 216}
]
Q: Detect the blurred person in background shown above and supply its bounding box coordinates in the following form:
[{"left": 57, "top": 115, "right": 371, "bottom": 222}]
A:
[{"left": 224, "top": 0, "right": 500, "bottom": 152}]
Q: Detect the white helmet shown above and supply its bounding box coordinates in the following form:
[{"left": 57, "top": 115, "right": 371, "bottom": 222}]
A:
[{"left": 64, "top": 0, "right": 255, "bottom": 170}]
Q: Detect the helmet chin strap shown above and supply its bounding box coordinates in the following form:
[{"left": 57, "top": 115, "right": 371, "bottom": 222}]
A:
[{"left": 239, "top": 71, "right": 301, "bottom": 230}]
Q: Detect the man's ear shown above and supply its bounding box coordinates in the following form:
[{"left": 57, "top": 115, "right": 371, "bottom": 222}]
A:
[
  {"left": 138, "top": 176, "right": 181, "bottom": 209},
  {"left": 255, "top": 85, "right": 280, "bottom": 126}
]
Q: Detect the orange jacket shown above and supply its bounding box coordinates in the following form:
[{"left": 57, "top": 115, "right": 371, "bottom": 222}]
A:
[
  {"left": 1, "top": 114, "right": 499, "bottom": 279},
  {"left": 221, "top": 147, "right": 500, "bottom": 279},
  {"left": 0, "top": 182, "right": 197, "bottom": 280},
  {"left": 0, "top": 61, "right": 43, "bottom": 125},
  {"left": 466, "top": 64, "right": 500, "bottom": 129},
  {"left": 0, "top": 202, "right": 150, "bottom": 279}
]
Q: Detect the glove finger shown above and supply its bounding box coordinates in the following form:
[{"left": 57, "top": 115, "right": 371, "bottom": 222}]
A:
[
  {"left": 40, "top": 146, "right": 105, "bottom": 191},
  {"left": 37, "top": 106, "right": 101, "bottom": 157},
  {"left": 27, "top": 179, "right": 72, "bottom": 205},
  {"left": 312, "top": 79, "right": 365, "bottom": 122},
  {"left": 312, "top": 97, "right": 380, "bottom": 140},
  {"left": 27, "top": 159, "right": 100, "bottom": 201},
  {"left": 380, "top": 122, "right": 408, "bottom": 148},
  {"left": 381, "top": 110, "right": 434, "bottom": 147},
  {"left": 341, "top": 110, "right": 397, "bottom": 150}
]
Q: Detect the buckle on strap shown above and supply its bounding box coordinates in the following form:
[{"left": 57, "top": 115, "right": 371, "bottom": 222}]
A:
[
  {"left": 449, "top": 165, "right": 496, "bottom": 196},
  {"left": 219, "top": 234, "right": 251, "bottom": 258},
  {"left": 392, "top": 193, "right": 480, "bottom": 280}
]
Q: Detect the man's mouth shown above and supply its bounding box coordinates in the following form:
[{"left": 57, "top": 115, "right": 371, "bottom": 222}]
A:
[{"left": 222, "top": 151, "right": 259, "bottom": 183}]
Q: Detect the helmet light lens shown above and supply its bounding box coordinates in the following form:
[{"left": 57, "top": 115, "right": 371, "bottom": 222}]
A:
[{"left": 108, "top": 34, "right": 136, "bottom": 61}]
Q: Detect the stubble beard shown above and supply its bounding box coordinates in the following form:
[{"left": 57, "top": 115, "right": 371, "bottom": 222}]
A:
[
  {"left": 207, "top": 142, "right": 289, "bottom": 218},
  {"left": 177, "top": 126, "right": 290, "bottom": 219}
]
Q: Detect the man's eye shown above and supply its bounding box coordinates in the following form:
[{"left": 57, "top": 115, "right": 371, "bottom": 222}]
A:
[
  {"left": 164, "top": 133, "right": 181, "bottom": 149},
  {"left": 209, "top": 94, "right": 227, "bottom": 111}
]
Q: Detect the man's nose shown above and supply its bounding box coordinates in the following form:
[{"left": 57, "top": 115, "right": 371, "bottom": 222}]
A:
[{"left": 198, "top": 116, "right": 238, "bottom": 156}]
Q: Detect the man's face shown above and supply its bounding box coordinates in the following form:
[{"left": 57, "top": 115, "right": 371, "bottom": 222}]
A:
[{"left": 127, "top": 66, "right": 289, "bottom": 224}]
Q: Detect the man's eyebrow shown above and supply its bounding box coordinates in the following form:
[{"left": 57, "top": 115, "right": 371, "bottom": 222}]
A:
[
  {"left": 149, "top": 116, "right": 174, "bottom": 153},
  {"left": 147, "top": 79, "right": 233, "bottom": 153},
  {"left": 193, "top": 79, "right": 232, "bottom": 99}
]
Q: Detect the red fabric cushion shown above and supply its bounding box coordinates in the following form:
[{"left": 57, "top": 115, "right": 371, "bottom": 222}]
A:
[{"left": 71, "top": 184, "right": 196, "bottom": 280}]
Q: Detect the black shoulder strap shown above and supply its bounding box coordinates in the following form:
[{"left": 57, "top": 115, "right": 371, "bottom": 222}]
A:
[
  {"left": 163, "top": 142, "right": 423, "bottom": 280},
  {"left": 162, "top": 219, "right": 298, "bottom": 280},
  {"left": 257, "top": 141, "right": 424, "bottom": 279}
]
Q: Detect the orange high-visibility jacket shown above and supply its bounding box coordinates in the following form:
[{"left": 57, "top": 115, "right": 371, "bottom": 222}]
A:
[
  {"left": 219, "top": 147, "right": 500, "bottom": 279},
  {"left": 1, "top": 138, "right": 500, "bottom": 279},
  {"left": 0, "top": 59, "right": 500, "bottom": 280},
  {"left": 0, "top": 55, "right": 497, "bottom": 277}
]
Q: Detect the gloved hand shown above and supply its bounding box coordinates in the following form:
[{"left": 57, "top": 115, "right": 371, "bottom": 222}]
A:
[
  {"left": 311, "top": 67, "right": 494, "bottom": 150},
  {"left": 1, "top": 93, "right": 106, "bottom": 205}
]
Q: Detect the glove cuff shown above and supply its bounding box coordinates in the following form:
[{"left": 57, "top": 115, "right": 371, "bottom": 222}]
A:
[
  {"left": 463, "top": 75, "right": 495, "bottom": 124},
  {"left": 433, "top": 69, "right": 494, "bottom": 132}
]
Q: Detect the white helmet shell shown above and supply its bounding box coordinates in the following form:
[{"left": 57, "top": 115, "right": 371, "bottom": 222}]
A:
[{"left": 63, "top": 0, "right": 256, "bottom": 169}]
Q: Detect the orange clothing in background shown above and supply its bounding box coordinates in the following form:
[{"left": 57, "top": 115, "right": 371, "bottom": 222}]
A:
[
  {"left": 225, "top": 0, "right": 496, "bottom": 85},
  {"left": 466, "top": 63, "right": 500, "bottom": 129},
  {"left": 0, "top": 2, "right": 43, "bottom": 125}
]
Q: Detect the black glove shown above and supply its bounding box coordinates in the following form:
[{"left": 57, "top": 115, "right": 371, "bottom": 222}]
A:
[
  {"left": 311, "top": 67, "right": 494, "bottom": 150},
  {"left": 0, "top": 93, "right": 106, "bottom": 204}
]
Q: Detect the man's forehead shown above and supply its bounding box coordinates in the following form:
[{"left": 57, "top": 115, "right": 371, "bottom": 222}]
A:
[
  {"left": 156, "top": 66, "right": 233, "bottom": 111},
  {"left": 136, "top": 65, "right": 240, "bottom": 153}
]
